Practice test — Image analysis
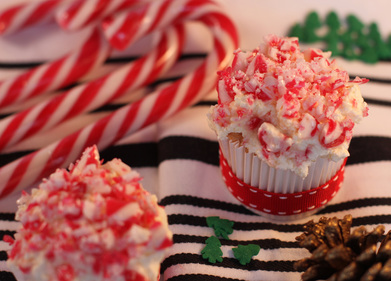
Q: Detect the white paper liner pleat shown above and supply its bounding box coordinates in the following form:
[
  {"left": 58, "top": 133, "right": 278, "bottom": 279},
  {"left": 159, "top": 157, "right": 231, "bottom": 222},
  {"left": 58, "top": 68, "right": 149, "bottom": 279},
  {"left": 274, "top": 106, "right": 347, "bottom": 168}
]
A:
[{"left": 220, "top": 139, "right": 344, "bottom": 194}]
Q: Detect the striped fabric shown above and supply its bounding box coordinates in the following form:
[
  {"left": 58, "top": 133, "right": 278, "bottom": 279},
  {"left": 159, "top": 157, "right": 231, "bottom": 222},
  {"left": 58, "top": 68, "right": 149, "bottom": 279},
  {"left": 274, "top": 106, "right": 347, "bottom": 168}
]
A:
[{"left": 1, "top": 1, "right": 391, "bottom": 281}]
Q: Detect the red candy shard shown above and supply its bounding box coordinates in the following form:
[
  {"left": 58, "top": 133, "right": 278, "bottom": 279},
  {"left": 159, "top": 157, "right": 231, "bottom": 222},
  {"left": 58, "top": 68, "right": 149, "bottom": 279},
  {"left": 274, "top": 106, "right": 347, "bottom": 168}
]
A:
[
  {"left": 3, "top": 234, "right": 14, "bottom": 245},
  {"left": 105, "top": 198, "right": 129, "bottom": 216},
  {"left": 209, "top": 34, "right": 368, "bottom": 177}
]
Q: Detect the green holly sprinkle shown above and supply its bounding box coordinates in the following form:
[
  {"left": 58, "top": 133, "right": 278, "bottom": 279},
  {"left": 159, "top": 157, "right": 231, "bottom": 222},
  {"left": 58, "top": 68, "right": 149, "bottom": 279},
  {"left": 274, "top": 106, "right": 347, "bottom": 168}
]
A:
[
  {"left": 201, "top": 236, "right": 223, "bottom": 263},
  {"left": 232, "top": 244, "right": 261, "bottom": 265},
  {"left": 206, "top": 216, "right": 234, "bottom": 240}
]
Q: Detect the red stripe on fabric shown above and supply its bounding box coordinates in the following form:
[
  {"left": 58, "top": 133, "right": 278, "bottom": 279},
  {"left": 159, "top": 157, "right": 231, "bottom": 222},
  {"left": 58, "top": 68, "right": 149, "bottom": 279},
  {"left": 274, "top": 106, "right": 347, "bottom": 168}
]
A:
[{"left": 220, "top": 152, "right": 346, "bottom": 216}]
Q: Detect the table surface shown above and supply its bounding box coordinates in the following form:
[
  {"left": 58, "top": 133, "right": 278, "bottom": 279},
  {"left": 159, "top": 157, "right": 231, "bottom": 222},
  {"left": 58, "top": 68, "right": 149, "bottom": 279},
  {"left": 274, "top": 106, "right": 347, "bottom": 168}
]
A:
[{"left": 0, "top": 1, "right": 390, "bottom": 280}]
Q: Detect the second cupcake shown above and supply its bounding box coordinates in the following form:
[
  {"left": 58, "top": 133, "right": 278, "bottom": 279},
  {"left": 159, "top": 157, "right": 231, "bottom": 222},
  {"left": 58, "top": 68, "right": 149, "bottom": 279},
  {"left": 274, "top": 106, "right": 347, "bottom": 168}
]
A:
[{"left": 208, "top": 34, "right": 368, "bottom": 220}]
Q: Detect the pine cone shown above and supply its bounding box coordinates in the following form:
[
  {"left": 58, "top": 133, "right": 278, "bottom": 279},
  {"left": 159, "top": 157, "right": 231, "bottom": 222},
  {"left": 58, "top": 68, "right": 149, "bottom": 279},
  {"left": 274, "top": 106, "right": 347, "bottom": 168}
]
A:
[{"left": 294, "top": 215, "right": 391, "bottom": 281}]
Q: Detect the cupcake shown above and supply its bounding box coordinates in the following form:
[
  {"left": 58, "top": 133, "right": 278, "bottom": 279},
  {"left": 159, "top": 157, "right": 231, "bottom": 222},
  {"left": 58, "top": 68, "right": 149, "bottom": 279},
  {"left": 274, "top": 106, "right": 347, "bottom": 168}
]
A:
[
  {"left": 208, "top": 34, "right": 368, "bottom": 220},
  {"left": 4, "top": 145, "right": 172, "bottom": 281}
]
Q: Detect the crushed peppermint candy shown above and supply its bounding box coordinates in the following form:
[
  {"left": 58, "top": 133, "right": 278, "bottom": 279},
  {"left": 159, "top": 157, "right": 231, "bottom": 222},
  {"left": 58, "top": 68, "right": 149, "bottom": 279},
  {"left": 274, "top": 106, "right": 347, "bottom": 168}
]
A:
[
  {"left": 4, "top": 145, "right": 172, "bottom": 281},
  {"left": 208, "top": 34, "right": 368, "bottom": 177}
]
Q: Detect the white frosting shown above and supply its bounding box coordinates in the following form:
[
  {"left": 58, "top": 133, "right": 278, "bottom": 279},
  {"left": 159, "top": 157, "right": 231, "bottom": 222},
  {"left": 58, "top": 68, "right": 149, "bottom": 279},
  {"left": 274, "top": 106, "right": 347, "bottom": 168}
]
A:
[
  {"left": 208, "top": 35, "right": 368, "bottom": 177},
  {"left": 6, "top": 146, "right": 172, "bottom": 281}
]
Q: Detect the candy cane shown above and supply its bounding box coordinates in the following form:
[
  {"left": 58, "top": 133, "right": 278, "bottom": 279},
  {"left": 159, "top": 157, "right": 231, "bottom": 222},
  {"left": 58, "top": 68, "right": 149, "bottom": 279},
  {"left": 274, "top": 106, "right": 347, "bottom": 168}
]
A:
[
  {"left": 0, "top": 0, "right": 218, "bottom": 150},
  {"left": 0, "top": 0, "right": 70, "bottom": 36},
  {"left": 0, "top": 7, "right": 239, "bottom": 198},
  {"left": 0, "top": 26, "right": 110, "bottom": 110},
  {"left": 55, "top": 0, "right": 149, "bottom": 31},
  {"left": 0, "top": 24, "right": 184, "bottom": 152},
  {"left": 103, "top": 0, "right": 222, "bottom": 50}
]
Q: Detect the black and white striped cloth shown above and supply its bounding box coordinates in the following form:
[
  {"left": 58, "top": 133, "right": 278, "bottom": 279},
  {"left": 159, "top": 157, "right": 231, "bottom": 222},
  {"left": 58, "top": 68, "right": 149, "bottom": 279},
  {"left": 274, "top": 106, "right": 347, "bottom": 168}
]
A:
[{"left": 1, "top": 1, "right": 391, "bottom": 280}]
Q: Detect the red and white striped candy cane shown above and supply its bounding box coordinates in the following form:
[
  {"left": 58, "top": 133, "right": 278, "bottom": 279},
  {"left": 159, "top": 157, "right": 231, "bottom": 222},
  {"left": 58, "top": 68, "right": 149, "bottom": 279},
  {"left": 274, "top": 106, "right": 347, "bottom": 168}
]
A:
[
  {"left": 0, "top": 0, "right": 218, "bottom": 150},
  {"left": 103, "top": 0, "right": 222, "bottom": 50},
  {"left": 0, "top": 26, "right": 110, "bottom": 110},
  {"left": 0, "top": 0, "right": 70, "bottom": 36},
  {"left": 0, "top": 6, "right": 239, "bottom": 198},
  {"left": 0, "top": 24, "right": 184, "bottom": 152},
  {"left": 56, "top": 0, "right": 149, "bottom": 31}
]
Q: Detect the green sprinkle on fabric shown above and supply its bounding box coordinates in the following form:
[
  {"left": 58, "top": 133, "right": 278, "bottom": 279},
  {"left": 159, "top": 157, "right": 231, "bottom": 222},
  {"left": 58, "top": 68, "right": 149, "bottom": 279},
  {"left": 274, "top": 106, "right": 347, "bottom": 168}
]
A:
[
  {"left": 201, "top": 236, "right": 223, "bottom": 263},
  {"left": 206, "top": 216, "right": 234, "bottom": 240},
  {"left": 232, "top": 244, "right": 261, "bottom": 265},
  {"left": 202, "top": 216, "right": 262, "bottom": 266},
  {"left": 288, "top": 11, "right": 391, "bottom": 63}
]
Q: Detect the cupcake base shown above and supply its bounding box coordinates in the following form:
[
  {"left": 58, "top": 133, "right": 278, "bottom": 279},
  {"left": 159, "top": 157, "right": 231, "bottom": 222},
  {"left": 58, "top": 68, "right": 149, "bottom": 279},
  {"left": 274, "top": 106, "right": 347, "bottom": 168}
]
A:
[
  {"left": 220, "top": 151, "right": 346, "bottom": 219},
  {"left": 218, "top": 138, "right": 347, "bottom": 221}
]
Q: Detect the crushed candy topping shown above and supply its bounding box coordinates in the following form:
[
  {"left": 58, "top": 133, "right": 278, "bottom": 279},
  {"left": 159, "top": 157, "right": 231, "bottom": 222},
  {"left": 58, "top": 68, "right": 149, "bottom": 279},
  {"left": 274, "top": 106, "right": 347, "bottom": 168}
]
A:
[
  {"left": 208, "top": 34, "right": 368, "bottom": 177},
  {"left": 5, "top": 145, "right": 172, "bottom": 281}
]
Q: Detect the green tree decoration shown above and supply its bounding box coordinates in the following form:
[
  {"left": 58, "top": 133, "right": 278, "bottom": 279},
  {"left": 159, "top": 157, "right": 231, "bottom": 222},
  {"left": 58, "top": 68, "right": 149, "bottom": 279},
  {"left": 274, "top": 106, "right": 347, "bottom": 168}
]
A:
[
  {"left": 324, "top": 12, "right": 341, "bottom": 55},
  {"left": 206, "top": 216, "right": 234, "bottom": 240},
  {"left": 287, "top": 10, "right": 391, "bottom": 63},
  {"left": 232, "top": 244, "right": 261, "bottom": 265},
  {"left": 368, "top": 23, "right": 391, "bottom": 60},
  {"left": 359, "top": 44, "right": 379, "bottom": 64},
  {"left": 341, "top": 14, "right": 365, "bottom": 61},
  {"left": 203, "top": 216, "right": 261, "bottom": 266},
  {"left": 325, "top": 11, "right": 340, "bottom": 31},
  {"left": 303, "top": 11, "right": 322, "bottom": 42},
  {"left": 201, "top": 236, "right": 223, "bottom": 263},
  {"left": 289, "top": 23, "right": 304, "bottom": 39},
  {"left": 346, "top": 14, "right": 364, "bottom": 32}
]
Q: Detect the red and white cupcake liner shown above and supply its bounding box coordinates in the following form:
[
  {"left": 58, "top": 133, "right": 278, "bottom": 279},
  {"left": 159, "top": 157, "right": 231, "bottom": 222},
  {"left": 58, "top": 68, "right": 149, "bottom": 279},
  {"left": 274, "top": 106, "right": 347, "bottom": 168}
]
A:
[{"left": 219, "top": 138, "right": 346, "bottom": 220}]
